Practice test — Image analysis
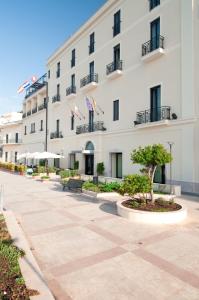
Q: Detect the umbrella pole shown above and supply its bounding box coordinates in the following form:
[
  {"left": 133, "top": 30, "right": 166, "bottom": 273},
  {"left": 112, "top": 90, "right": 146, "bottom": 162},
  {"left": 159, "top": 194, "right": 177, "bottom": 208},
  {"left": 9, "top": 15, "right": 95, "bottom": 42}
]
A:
[{"left": 45, "top": 159, "right": 49, "bottom": 176}]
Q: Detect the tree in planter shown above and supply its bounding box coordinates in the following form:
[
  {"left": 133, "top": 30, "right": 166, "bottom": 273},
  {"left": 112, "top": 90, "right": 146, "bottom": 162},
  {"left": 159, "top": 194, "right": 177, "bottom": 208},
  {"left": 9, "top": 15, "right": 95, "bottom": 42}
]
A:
[
  {"left": 131, "top": 144, "right": 172, "bottom": 203},
  {"left": 97, "top": 162, "right": 105, "bottom": 176}
]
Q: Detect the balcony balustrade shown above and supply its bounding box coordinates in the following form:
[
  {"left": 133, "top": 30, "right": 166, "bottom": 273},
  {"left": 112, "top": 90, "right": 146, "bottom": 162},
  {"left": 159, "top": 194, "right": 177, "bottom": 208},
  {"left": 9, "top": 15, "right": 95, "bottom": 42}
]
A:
[
  {"left": 66, "top": 86, "right": 76, "bottom": 97},
  {"left": 27, "top": 110, "right": 31, "bottom": 116},
  {"left": 25, "top": 73, "right": 47, "bottom": 99},
  {"left": 76, "top": 121, "right": 106, "bottom": 135},
  {"left": 38, "top": 103, "right": 45, "bottom": 111},
  {"left": 32, "top": 107, "right": 37, "bottom": 114},
  {"left": 52, "top": 95, "right": 61, "bottom": 103},
  {"left": 142, "top": 36, "right": 165, "bottom": 62},
  {"left": 134, "top": 106, "right": 171, "bottom": 126},
  {"left": 50, "top": 131, "right": 63, "bottom": 139},
  {"left": 22, "top": 113, "right": 26, "bottom": 118},
  {"left": 80, "top": 73, "right": 98, "bottom": 87}
]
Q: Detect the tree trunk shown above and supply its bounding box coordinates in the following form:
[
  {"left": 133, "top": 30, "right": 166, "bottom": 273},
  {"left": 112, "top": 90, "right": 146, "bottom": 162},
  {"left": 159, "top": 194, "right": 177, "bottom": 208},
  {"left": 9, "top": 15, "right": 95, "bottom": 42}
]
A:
[{"left": 150, "top": 166, "right": 157, "bottom": 203}]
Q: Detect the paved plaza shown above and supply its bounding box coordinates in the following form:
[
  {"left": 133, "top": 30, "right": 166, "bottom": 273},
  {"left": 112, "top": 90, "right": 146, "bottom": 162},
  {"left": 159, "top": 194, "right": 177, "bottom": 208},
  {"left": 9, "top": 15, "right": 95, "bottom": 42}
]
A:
[{"left": 1, "top": 171, "right": 199, "bottom": 300}]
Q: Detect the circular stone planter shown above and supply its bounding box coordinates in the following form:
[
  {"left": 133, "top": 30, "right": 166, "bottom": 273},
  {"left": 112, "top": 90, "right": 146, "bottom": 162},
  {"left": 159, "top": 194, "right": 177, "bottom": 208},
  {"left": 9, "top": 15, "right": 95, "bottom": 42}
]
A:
[{"left": 116, "top": 200, "right": 187, "bottom": 224}]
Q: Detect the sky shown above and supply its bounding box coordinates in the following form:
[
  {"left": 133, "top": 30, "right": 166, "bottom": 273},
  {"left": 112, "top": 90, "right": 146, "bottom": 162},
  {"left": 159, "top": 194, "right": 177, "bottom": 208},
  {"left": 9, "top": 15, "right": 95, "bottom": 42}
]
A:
[{"left": 0, "top": 0, "right": 106, "bottom": 115}]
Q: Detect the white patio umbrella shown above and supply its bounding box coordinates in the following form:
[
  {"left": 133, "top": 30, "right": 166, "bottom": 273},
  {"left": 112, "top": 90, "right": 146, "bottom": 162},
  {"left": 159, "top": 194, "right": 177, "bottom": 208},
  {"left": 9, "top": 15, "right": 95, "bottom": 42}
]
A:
[
  {"left": 17, "top": 152, "right": 31, "bottom": 160},
  {"left": 33, "top": 152, "right": 64, "bottom": 159}
]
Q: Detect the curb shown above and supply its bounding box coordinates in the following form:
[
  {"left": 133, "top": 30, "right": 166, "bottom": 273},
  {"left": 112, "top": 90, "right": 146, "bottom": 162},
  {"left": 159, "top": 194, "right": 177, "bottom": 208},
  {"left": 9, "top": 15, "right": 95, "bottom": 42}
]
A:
[{"left": 3, "top": 210, "right": 55, "bottom": 300}]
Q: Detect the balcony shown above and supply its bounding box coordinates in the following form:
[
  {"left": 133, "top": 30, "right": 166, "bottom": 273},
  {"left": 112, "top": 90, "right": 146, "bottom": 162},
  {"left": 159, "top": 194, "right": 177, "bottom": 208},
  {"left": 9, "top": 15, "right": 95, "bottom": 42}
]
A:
[
  {"left": 76, "top": 121, "right": 106, "bottom": 135},
  {"left": 50, "top": 131, "right": 63, "bottom": 139},
  {"left": 106, "top": 60, "right": 123, "bottom": 79},
  {"left": 66, "top": 86, "right": 76, "bottom": 99},
  {"left": 27, "top": 110, "right": 31, "bottom": 116},
  {"left": 80, "top": 74, "right": 98, "bottom": 92},
  {"left": 32, "top": 107, "right": 37, "bottom": 114},
  {"left": 22, "top": 113, "right": 26, "bottom": 118},
  {"left": 30, "top": 130, "right": 36, "bottom": 134},
  {"left": 134, "top": 106, "right": 171, "bottom": 127},
  {"left": 25, "top": 73, "right": 47, "bottom": 99},
  {"left": 142, "top": 36, "right": 165, "bottom": 62},
  {"left": 38, "top": 103, "right": 45, "bottom": 111},
  {"left": 52, "top": 95, "right": 61, "bottom": 104}
]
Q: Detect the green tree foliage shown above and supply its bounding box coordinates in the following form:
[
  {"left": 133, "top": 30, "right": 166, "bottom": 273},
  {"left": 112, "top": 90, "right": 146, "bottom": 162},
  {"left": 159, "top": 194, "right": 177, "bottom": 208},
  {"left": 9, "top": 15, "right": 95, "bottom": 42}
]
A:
[
  {"left": 131, "top": 144, "right": 172, "bottom": 202},
  {"left": 119, "top": 174, "right": 151, "bottom": 199}
]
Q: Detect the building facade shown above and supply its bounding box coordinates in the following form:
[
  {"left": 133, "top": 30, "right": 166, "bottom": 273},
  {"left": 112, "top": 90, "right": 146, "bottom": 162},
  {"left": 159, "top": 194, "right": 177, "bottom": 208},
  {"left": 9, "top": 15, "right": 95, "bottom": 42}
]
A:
[
  {"left": 0, "top": 112, "right": 23, "bottom": 163},
  {"left": 2, "top": 0, "right": 198, "bottom": 194},
  {"left": 46, "top": 0, "right": 199, "bottom": 194}
]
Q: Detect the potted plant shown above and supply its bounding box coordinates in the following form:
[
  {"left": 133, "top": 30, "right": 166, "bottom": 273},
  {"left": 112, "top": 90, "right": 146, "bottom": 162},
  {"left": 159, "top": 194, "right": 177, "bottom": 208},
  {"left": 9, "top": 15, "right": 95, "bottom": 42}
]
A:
[{"left": 97, "top": 162, "right": 105, "bottom": 176}]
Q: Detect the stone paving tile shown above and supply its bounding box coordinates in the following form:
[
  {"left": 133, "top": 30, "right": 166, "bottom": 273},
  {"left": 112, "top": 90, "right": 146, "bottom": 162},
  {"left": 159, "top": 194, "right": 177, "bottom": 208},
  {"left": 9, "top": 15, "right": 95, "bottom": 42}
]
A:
[
  {"left": 145, "top": 231, "right": 199, "bottom": 277},
  {"left": 30, "top": 225, "right": 117, "bottom": 268},
  {"left": 58, "top": 252, "right": 199, "bottom": 300}
]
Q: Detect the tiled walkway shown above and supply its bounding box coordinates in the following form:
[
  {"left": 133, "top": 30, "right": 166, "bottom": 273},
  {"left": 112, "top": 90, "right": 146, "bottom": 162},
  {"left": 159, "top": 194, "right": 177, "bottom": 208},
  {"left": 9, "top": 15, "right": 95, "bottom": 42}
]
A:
[{"left": 1, "top": 171, "right": 199, "bottom": 299}]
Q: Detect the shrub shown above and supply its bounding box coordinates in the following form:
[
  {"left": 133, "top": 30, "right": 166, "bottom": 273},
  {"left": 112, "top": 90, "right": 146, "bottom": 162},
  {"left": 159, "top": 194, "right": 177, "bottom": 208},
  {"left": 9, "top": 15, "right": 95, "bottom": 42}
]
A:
[
  {"left": 60, "top": 170, "right": 70, "bottom": 178},
  {"left": 119, "top": 174, "right": 151, "bottom": 199},
  {"left": 48, "top": 166, "right": 56, "bottom": 173},
  {"left": 82, "top": 181, "right": 100, "bottom": 193},
  {"left": 97, "top": 162, "right": 105, "bottom": 176},
  {"left": 36, "top": 166, "right": 45, "bottom": 174},
  {"left": 41, "top": 175, "right": 50, "bottom": 180},
  {"left": 99, "top": 182, "right": 121, "bottom": 192}
]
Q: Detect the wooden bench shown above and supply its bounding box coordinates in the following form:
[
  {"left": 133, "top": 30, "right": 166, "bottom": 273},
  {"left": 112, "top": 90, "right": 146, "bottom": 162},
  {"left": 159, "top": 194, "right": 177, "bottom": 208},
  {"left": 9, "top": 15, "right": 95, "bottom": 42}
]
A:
[{"left": 61, "top": 179, "right": 84, "bottom": 192}]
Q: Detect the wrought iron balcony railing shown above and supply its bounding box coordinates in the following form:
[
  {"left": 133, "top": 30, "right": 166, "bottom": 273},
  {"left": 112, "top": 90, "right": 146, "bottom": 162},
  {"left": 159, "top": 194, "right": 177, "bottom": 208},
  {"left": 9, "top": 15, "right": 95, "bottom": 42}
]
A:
[
  {"left": 52, "top": 95, "right": 61, "bottom": 103},
  {"left": 80, "top": 73, "right": 98, "bottom": 88},
  {"left": 27, "top": 110, "right": 31, "bottom": 116},
  {"left": 50, "top": 131, "right": 63, "bottom": 139},
  {"left": 32, "top": 107, "right": 37, "bottom": 114},
  {"left": 142, "top": 35, "right": 164, "bottom": 56},
  {"left": 134, "top": 106, "right": 171, "bottom": 126},
  {"left": 22, "top": 113, "right": 26, "bottom": 118},
  {"left": 25, "top": 73, "right": 47, "bottom": 99},
  {"left": 38, "top": 103, "right": 45, "bottom": 111},
  {"left": 106, "top": 60, "right": 123, "bottom": 75},
  {"left": 76, "top": 121, "right": 106, "bottom": 135},
  {"left": 66, "top": 86, "right": 76, "bottom": 96},
  {"left": 30, "top": 130, "right": 36, "bottom": 134}
]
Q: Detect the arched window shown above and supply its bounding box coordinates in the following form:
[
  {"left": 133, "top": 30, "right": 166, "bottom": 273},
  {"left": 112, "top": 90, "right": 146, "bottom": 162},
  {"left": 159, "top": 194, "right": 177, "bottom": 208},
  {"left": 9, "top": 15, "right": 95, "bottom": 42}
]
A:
[{"left": 85, "top": 141, "right": 94, "bottom": 151}]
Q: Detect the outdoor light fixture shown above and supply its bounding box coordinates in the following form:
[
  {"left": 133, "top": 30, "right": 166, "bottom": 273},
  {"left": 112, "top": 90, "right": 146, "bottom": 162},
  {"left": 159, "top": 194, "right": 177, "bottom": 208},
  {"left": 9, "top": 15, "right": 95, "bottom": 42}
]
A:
[{"left": 167, "top": 141, "right": 174, "bottom": 194}]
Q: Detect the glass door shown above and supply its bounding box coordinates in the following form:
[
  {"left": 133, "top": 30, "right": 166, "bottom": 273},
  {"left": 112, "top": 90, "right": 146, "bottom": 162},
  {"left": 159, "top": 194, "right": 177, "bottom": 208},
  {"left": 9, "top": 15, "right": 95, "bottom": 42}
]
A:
[
  {"left": 89, "top": 110, "right": 94, "bottom": 132},
  {"left": 150, "top": 85, "right": 161, "bottom": 122},
  {"left": 150, "top": 17, "right": 160, "bottom": 51},
  {"left": 89, "top": 61, "right": 94, "bottom": 82},
  {"left": 85, "top": 155, "right": 94, "bottom": 175},
  {"left": 116, "top": 153, "right": 122, "bottom": 178},
  {"left": 114, "top": 44, "right": 120, "bottom": 69}
]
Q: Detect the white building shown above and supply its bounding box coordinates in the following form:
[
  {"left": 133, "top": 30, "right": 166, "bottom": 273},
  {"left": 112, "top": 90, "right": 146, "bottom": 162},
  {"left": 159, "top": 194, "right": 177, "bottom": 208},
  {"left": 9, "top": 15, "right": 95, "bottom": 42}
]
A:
[
  {"left": 45, "top": 0, "right": 199, "bottom": 194},
  {"left": 0, "top": 112, "right": 23, "bottom": 163},
  {"left": 3, "top": 0, "right": 198, "bottom": 194},
  {"left": 21, "top": 74, "right": 47, "bottom": 154}
]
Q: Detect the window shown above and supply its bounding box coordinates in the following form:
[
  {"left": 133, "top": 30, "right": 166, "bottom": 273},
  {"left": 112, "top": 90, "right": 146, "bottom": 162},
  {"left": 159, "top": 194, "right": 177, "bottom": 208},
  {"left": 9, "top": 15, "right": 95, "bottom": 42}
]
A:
[
  {"left": 89, "top": 61, "right": 94, "bottom": 75},
  {"left": 24, "top": 126, "right": 27, "bottom": 135},
  {"left": 89, "top": 32, "right": 95, "bottom": 54},
  {"left": 48, "top": 70, "right": 50, "bottom": 79},
  {"left": 31, "top": 123, "right": 35, "bottom": 133},
  {"left": 71, "top": 49, "right": 76, "bottom": 67},
  {"left": 71, "top": 74, "right": 75, "bottom": 88},
  {"left": 114, "top": 44, "right": 120, "bottom": 68},
  {"left": 5, "top": 152, "right": 8, "bottom": 162},
  {"left": 57, "top": 84, "right": 60, "bottom": 96},
  {"left": 89, "top": 110, "right": 94, "bottom": 132},
  {"left": 14, "top": 152, "right": 17, "bottom": 163},
  {"left": 15, "top": 133, "right": 19, "bottom": 143},
  {"left": 40, "top": 120, "right": 43, "bottom": 131},
  {"left": 113, "top": 10, "right": 121, "bottom": 37},
  {"left": 6, "top": 134, "right": 8, "bottom": 143},
  {"left": 56, "top": 119, "right": 60, "bottom": 133},
  {"left": 113, "top": 100, "right": 119, "bottom": 121},
  {"left": 149, "top": 0, "right": 160, "bottom": 10},
  {"left": 150, "top": 17, "right": 160, "bottom": 51},
  {"left": 56, "top": 62, "right": 60, "bottom": 78},
  {"left": 71, "top": 114, "right": 74, "bottom": 130}
]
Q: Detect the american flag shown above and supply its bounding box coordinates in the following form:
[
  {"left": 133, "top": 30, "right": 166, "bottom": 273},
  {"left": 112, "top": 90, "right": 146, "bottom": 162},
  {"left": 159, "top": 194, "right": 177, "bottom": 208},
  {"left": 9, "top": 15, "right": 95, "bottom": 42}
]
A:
[{"left": 85, "top": 97, "right": 93, "bottom": 111}]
